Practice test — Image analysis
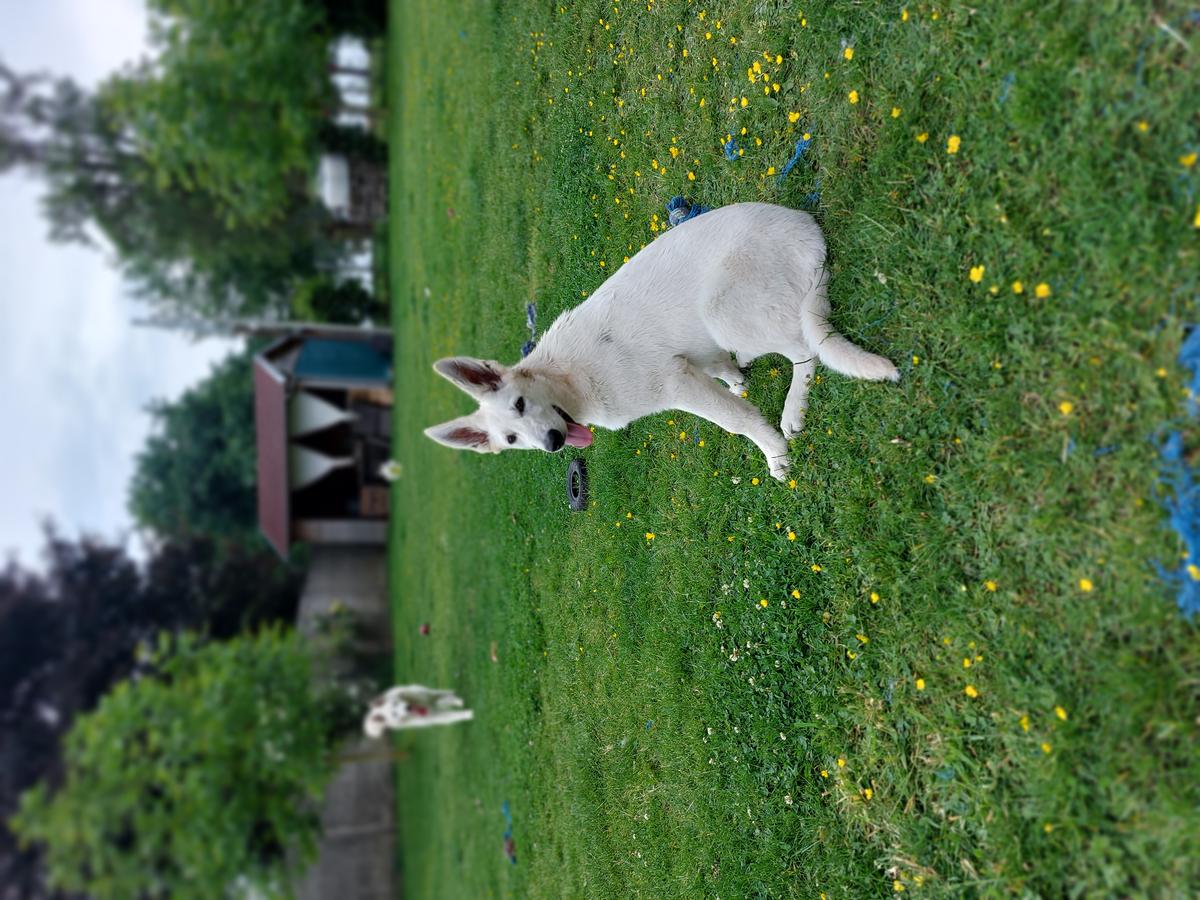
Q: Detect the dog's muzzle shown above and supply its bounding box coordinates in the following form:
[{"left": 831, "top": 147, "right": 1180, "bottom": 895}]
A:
[{"left": 546, "top": 429, "right": 566, "bottom": 452}]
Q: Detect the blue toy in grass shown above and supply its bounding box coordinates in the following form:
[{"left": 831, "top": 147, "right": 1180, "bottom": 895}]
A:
[
  {"left": 1157, "top": 326, "right": 1200, "bottom": 619},
  {"left": 778, "top": 134, "right": 813, "bottom": 179},
  {"left": 1180, "top": 326, "right": 1200, "bottom": 415},
  {"left": 501, "top": 800, "right": 517, "bottom": 864},
  {"left": 1156, "top": 431, "right": 1200, "bottom": 619},
  {"left": 665, "top": 195, "right": 712, "bottom": 228},
  {"left": 520, "top": 302, "right": 537, "bottom": 357}
]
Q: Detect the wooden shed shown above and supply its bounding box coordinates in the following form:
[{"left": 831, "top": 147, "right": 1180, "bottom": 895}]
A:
[{"left": 254, "top": 327, "right": 394, "bottom": 558}]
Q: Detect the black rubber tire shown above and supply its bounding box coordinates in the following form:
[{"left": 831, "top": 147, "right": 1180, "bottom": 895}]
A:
[{"left": 566, "top": 458, "right": 588, "bottom": 510}]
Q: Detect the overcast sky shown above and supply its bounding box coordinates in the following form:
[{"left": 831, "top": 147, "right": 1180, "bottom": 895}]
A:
[{"left": 0, "top": 0, "right": 238, "bottom": 567}]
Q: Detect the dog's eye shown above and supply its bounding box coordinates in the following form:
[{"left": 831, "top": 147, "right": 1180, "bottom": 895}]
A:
[
  {"left": 506, "top": 434, "right": 517, "bottom": 445},
  {"left": 514, "top": 397, "right": 525, "bottom": 415}
]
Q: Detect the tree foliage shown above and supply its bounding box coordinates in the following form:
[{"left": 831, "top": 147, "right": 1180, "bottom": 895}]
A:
[
  {"left": 10, "top": 629, "right": 339, "bottom": 900},
  {"left": 128, "top": 350, "right": 260, "bottom": 543},
  {"left": 111, "top": 0, "right": 332, "bottom": 230},
  {"left": 2, "top": 60, "right": 337, "bottom": 318},
  {"left": 0, "top": 529, "right": 302, "bottom": 897}
]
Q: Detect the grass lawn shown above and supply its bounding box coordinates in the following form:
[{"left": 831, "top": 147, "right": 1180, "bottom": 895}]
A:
[{"left": 386, "top": 1, "right": 1200, "bottom": 896}]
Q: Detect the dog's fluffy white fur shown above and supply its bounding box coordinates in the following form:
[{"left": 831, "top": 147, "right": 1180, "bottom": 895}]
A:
[
  {"left": 363, "top": 685, "right": 473, "bottom": 738},
  {"left": 425, "top": 202, "right": 898, "bottom": 480}
]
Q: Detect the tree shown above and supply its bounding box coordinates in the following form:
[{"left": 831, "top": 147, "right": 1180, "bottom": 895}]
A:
[
  {"left": 0, "top": 529, "right": 303, "bottom": 898},
  {"left": 291, "top": 275, "right": 387, "bottom": 324},
  {"left": 110, "top": 0, "right": 333, "bottom": 230},
  {"left": 2, "top": 61, "right": 338, "bottom": 319},
  {"left": 10, "top": 629, "right": 342, "bottom": 900},
  {"left": 128, "top": 350, "right": 261, "bottom": 543}
]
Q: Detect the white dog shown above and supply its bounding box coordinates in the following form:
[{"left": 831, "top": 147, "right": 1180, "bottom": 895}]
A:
[
  {"left": 425, "top": 203, "right": 898, "bottom": 480},
  {"left": 363, "top": 685, "right": 474, "bottom": 737}
]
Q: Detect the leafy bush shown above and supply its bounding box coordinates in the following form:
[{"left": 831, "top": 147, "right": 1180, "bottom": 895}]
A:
[{"left": 10, "top": 629, "right": 345, "bottom": 899}]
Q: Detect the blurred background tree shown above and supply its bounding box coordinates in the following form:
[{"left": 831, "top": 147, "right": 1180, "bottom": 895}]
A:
[
  {"left": 128, "top": 350, "right": 261, "bottom": 545},
  {"left": 1, "top": 0, "right": 389, "bottom": 322},
  {"left": 0, "top": 530, "right": 303, "bottom": 897},
  {"left": 10, "top": 629, "right": 347, "bottom": 900},
  {"left": 111, "top": 0, "right": 332, "bottom": 231}
]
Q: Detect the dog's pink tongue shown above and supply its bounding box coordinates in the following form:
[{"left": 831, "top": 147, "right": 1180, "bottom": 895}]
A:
[{"left": 566, "top": 422, "right": 593, "bottom": 448}]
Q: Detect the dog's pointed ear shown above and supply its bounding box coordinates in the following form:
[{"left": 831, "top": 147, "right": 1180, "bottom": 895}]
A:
[
  {"left": 432, "top": 357, "right": 507, "bottom": 398},
  {"left": 424, "top": 414, "right": 495, "bottom": 453}
]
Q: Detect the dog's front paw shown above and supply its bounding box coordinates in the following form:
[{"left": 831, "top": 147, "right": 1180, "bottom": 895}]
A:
[
  {"left": 768, "top": 454, "right": 791, "bottom": 482},
  {"left": 780, "top": 408, "right": 806, "bottom": 440}
]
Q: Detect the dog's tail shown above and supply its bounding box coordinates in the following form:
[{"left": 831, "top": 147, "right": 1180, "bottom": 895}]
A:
[{"left": 799, "top": 286, "right": 900, "bottom": 383}]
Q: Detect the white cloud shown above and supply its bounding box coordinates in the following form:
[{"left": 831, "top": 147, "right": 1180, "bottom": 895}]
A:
[{"left": 0, "top": 0, "right": 149, "bottom": 86}]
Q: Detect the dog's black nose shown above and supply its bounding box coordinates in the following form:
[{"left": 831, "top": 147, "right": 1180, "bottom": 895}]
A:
[{"left": 546, "top": 429, "right": 565, "bottom": 452}]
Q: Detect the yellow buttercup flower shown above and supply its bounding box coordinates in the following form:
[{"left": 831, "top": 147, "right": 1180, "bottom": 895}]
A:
[
  {"left": 1181, "top": 152, "right": 1198, "bottom": 168},
  {"left": 891, "top": 107, "right": 901, "bottom": 118},
  {"left": 1019, "top": 714, "right": 1031, "bottom": 732},
  {"left": 843, "top": 47, "right": 854, "bottom": 60},
  {"left": 1059, "top": 401, "right": 1074, "bottom": 416},
  {"left": 964, "top": 684, "right": 979, "bottom": 698},
  {"left": 645, "top": 532, "right": 656, "bottom": 541},
  {"left": 1078, "top": 577, "right": 1093, "bottom": 592},
  {"left": 947, "top": 134, "right": 961, "bottom": 154},
  {"left": 969, "top": 265, "right": 985, "bottom": 283},
  {"left": 1041, "top": 742, "right": 1053, "bottom": 754},
  {"left": 788, "top": 111, "right": 800, "bottom": 123},
  {"left": 1011, "top": 280, "right": 1024, "bottom": 294},
  {"left": 985, "top": 580, "right": 998, "bottom": 592},
  {"left": 848, "top": 90, "right": 859, "bottom": 104},
  {"left": 915, "top": 678, "right": 926, "bottom": 691},
  {"left": 916, "top": 132, "right": 928, "bottom": 143},
  {"left": 1035, "top": 282, "right": 1052, "bottom": 298},
  {"left": 1055, "top": 705, "right": 1068, "bottom": 721}
]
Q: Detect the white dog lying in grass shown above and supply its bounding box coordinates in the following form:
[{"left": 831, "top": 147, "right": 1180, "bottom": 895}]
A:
[
  {"left": 425, "top": 202, "right": 898, "bottom": 481},
  {"left": 363, "top": 685, "right": 474, "bottom": 737}
]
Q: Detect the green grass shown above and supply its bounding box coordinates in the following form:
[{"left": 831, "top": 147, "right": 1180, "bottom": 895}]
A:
[{"left": 386, "top": 1, "right": 1200, "bottom": 896}]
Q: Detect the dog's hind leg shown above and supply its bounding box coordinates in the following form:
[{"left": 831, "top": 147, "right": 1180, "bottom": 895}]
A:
[
  {"left": 668, "top": 359, "right": 790, "bottom": 480},
  {"left": 780, "top": 355, "right": 816, "bottom": 439}
]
